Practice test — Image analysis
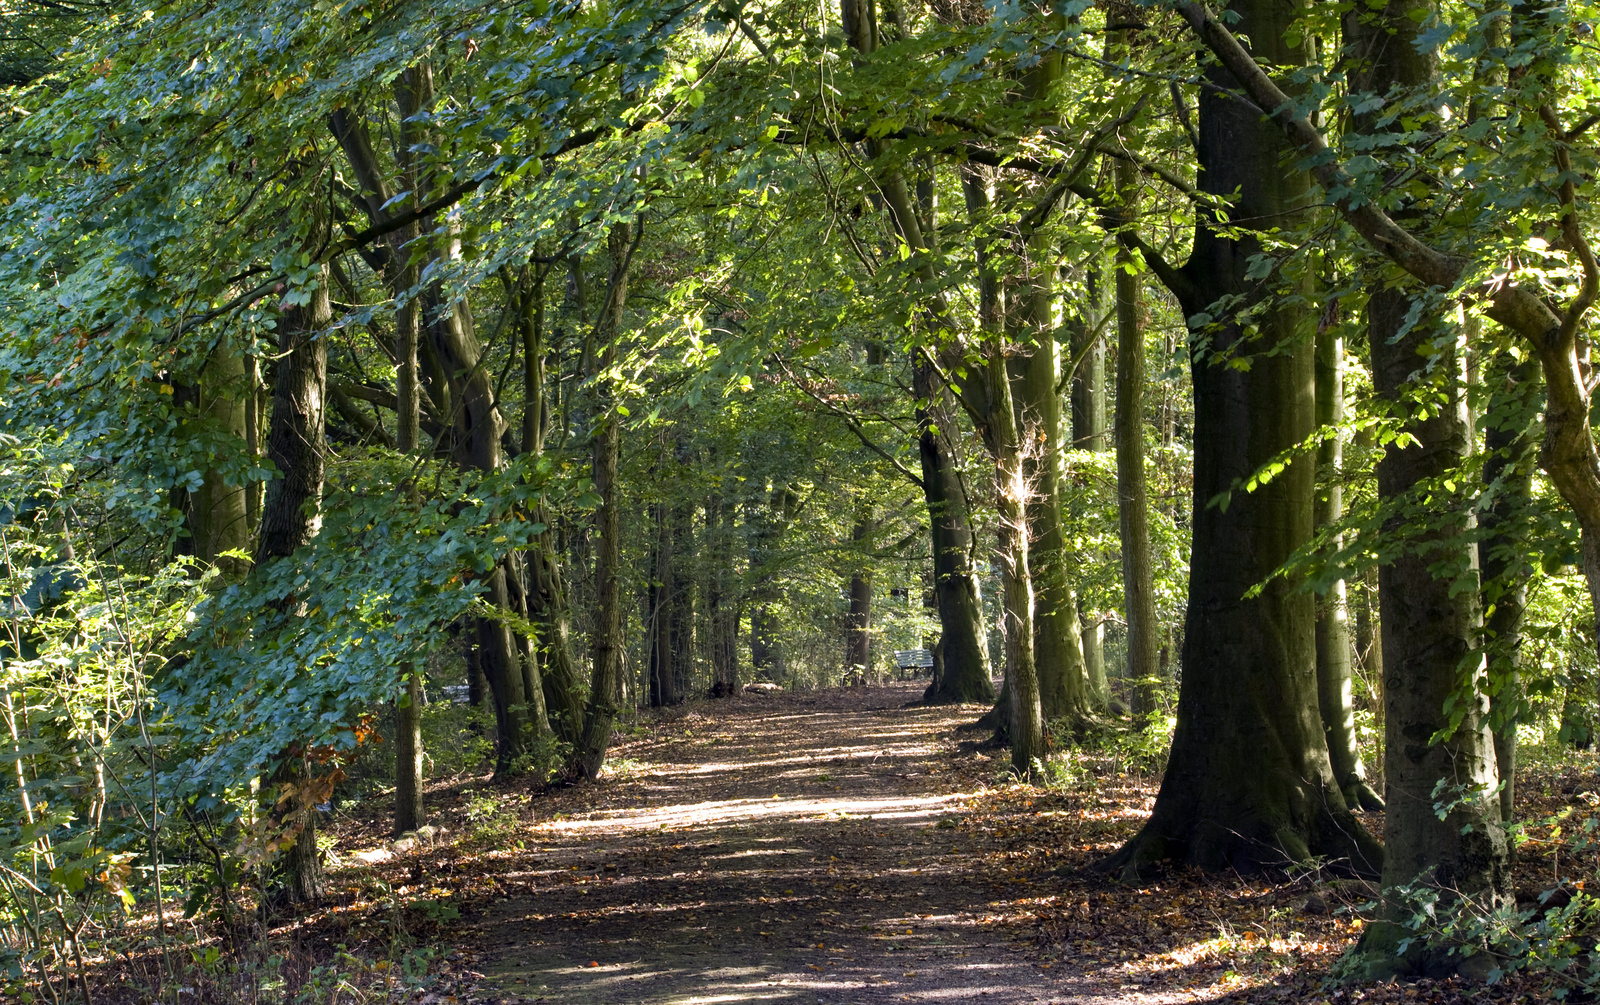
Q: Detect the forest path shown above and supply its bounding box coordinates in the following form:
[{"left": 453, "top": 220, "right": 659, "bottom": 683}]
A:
[{"left": 453, "top": 682, "right": 1185, "bottom": 1005}]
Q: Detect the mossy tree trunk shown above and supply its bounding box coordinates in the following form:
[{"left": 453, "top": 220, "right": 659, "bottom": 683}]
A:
[
  {"left": 1068, "top": 271, "right": 1110, "bottom": 708},
  {"left": 574, "top": 220, "right": 635, "bottom": 780},
  {"left": 1315, "top": 317, "right": 1382, "bottom": 810},
  {"left": 1480, "top": 351, "right": 1541, "bottom": 822},
  {"left": 1109, "top": 147, "right": 1159, "bottom": 720},
  {"left": 257, "top": 262, "right": 331, "bottom": 907},
  {"left": 1108, "top": 0, "right": 1379, "bottom": 878}
]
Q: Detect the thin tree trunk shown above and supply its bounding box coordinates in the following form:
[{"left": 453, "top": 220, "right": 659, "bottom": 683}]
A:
[
  {"left": 1009, "top": 44, "right": 1090, "bottom": 728},
  {"left": 191, "top": 341, "right": 251, "bottom": 580},
  {"left": 1069, "top": 271, "right": 1110, "bottom": 708},
  {"left": 574, "top": 221, "right": 634, "bottom": 780},
  {"left": 1110, "top": 152, "right": 1159, "bottom": 720},
  {"left": 647, "top": 502, "right": 683, "bottom": 706},
  {"left": 1315, "top": 317, "right": 1382, "bottom": 810},
  {"left": 1479, "top": 351, "right": 1541, "bottom": 823},
  {"left": 963, "top": 169, "right": 1044, "bottom": 779},
  {"left": 707, "top": 495, "right": 741, "bottom": 696},
  {"left": 393, "top": 670, "right": 424, "bottom": 835},
  {"left": 845, "top": 515, "right": 873, "bottom": 681},
  {"left": 392, "top": 68, "right": 426, "bottom": 833}
]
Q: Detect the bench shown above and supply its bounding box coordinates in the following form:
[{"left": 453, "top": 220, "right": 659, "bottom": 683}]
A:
[{"left": 893, "top": 649, "right": 934, "bottom": 679}]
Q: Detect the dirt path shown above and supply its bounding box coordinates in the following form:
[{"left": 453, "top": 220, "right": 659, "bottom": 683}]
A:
[{"left": 449, "top": 683, "right": 1187, "bottom": 1005}]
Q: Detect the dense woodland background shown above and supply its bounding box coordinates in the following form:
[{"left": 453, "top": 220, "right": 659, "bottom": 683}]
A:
[{"left": 3, "top": 0, "right": 1600, "bottom": 997}]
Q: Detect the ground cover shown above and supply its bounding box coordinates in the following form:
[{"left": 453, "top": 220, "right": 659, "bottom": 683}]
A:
[{"left": 88, "top": 682, "right": 1592, "bottom": 1003}]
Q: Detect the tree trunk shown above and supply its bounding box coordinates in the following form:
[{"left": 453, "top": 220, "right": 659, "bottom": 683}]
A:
[
  {"left": 916, "top": 356, "right": 995, "bottom": 705},
  {"left": 1315, "top": 317, "right": 1382, "bottom": 810},
  {"left": 1110, "top": 152, "right": 1160, "bottom": 720},
  {"left": 1351, "top": 291, "right": 1510, "bottom": 978},
  {"left": 191, "top": 341, "right": 251, "bottom": 580},
  {"left": 1480, "top": 351, "right": 1541, "bottom": 823},
  {"left": 963, "top": 169, "right": 1044, "bottom": 779},
  {"left": 392, "top": 71, "right": 426, "bottom": 831},
  {"left": 1009, "top": 47, "right": 1090, "bottom": 728},
  {"left": 393, "top": 670, "right": 424, "bottom": 835},
  {"left": 1011, "top": 302, "right": 1090, "bottom": 725},
  {"left": 256, "top": 264, "right": 331, "bottom": 907},
  {"left": 840, "top": 0, "right": 1040, "bottom": 767},
  {"left": 513, "top": 265, "right": 585, "bottom": 742},
  {"left": 706, "top": 495, "right": 741, "bottom": 696},
  {"left": 574, "top": 221, "right": 633, "bottom": 780},
  {"left": 668, "top": 503, "right": 695, "bottom": 699},
  {"left": 647, "top": 503, "right": 683, "bottom": 706},
  {"left": 845, "top": 515, "right": 873, "bottom": 681},
  {"left": 1069, "top": 271, "right": 1110, "bottom": 708},
  {"left": 1108, "top": 0, "right": 1379, "bottom": 878}
]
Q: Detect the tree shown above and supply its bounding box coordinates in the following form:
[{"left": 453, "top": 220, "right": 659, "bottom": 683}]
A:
[
  {"left": 1315, "top": 313, "right": 1381, "bottom": 810},
  {"left": 1109, "top": 0, "right": 1380, "bottom": 876}
]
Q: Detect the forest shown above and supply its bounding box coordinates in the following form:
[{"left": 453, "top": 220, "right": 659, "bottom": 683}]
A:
[{"left": 2, "top": 0, "right": 1600, "bottom": 999}]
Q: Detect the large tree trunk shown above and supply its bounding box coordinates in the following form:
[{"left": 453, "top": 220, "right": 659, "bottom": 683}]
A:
[
  {"left": 1350, "top": 292, "right": 1511, "bottom": 978},
  {"left": 574, "top": 221, "right": 633, "bottom": 780},
  {"left": 916, "top": 356, "right": 995, "bottom": 705},
  {"left": 1480, "top": 351, "right": 1541, "bottom": 822},
  {"left": 1335, "top": 0, "right": 1510, "bottom": 977},
  {"left": 1108, "top": 0, "right": 1378, "bottom": 878},
  {"left": 1110, "top": 151, "right": 1160, "bottom": 720},
  {"left": 1315, "top": 317, "right": 1382, "bottom": 810},
  {"left": 257, "top": 265, "right": 331, "bottom": 907}
]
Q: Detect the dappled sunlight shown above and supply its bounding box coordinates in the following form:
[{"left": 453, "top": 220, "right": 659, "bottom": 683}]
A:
[{"left": 538, "top": 790, "right": 981, "bottom": 832}]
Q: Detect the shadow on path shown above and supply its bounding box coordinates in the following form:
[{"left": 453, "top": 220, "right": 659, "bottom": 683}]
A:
[{"left": 458, "top": 683, "right": 1194, "bottom": 1005}]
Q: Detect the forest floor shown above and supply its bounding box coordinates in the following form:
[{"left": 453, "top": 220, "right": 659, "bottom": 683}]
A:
[{"left": 309, "top": 682, "right": 1580, "bottom": 1005}]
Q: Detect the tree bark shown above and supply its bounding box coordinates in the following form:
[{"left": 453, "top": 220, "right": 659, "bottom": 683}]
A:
[
  {"left": 190, "top": 341, "right": 251, "bottom": 580},
  {"left": 574, "top": 221, "right": 634, "bottom": 780},
  {"left": 1315, "top": 317, "right": 1382, "bottom": 810},
  {"left": 256, "top": 264, "right": 331, "bottom": 907},
  {"left": 916, "top": 356, "right": 995, "bottom": 705},
  {"left": 844, "top": 515, "right": 873, "bottom": 681},
  {"left": 1110, "top": 152, "right": 1160, "bottom": 719},
  {"left": 1108, "top": 0, "right": 1378, "bottom": 878},
  {"left": 1069, "top": 271, "right": 1110, "bottom": 708},
  {"left": 1480, "top": 351, "right": 1541, "bottom": 822},
  {"left": 1352, "top": 292, "right": 1510, "bottom": 977}
]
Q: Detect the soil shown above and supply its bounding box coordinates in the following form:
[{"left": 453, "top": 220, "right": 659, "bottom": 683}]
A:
[
  {"left": 455, "top": 682, "right": 1155, "bottom": 1005},
  {"left": 329, "top": 682, "right": 1562, "bottom": 1005}
]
